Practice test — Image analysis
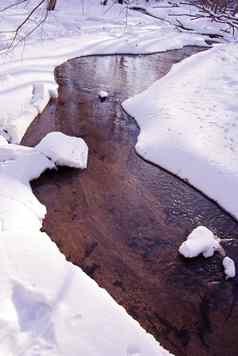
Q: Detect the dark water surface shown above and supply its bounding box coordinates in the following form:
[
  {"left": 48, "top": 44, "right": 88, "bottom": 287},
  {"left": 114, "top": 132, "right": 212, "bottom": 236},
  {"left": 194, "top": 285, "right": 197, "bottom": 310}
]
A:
[{"left": 23, "top": 48, "right": 238, "bottom": 356}]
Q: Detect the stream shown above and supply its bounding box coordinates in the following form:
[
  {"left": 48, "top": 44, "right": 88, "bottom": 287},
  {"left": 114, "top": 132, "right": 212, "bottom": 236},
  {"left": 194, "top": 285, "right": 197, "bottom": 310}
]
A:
[{"left": 22, "top": 47, "right": 238, "bottom": 356}]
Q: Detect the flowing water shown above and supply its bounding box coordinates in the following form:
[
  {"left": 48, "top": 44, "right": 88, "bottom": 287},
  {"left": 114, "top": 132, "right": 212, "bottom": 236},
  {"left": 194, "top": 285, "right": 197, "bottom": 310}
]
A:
[{"left": 23, "top": 47, "right": 238, "bottom": 356}]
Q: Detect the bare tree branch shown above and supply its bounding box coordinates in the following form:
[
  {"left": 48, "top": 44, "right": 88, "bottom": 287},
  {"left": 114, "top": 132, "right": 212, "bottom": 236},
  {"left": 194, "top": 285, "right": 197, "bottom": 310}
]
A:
[
  {"left": 0, "top": 0, "right": 28, "bottom": 13},
  {"left": 0, "top": 0, "right": 52, "bottom": 51}
]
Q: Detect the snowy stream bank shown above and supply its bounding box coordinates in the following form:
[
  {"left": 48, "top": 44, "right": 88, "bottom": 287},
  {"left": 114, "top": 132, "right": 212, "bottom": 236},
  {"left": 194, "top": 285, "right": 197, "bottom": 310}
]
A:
[
  {"left": 123, "top": 43, "right": 238, "bottom": 220},
  {"left": 0, "top": 0, "right": 238, "bottom": 355},
  {"left": 0, "top": 132, "right": 171, "bottom": 356}
]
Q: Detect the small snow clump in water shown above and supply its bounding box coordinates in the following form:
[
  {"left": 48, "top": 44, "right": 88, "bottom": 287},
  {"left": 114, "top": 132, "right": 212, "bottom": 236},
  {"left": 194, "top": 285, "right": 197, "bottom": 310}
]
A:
[
  {"left": 179, "top": 226, "right": 236, "bottom": 280},
  {"left": 98, "top": 90, "right": 109, "bottom": 100},
  {"left": 179, "top": 226, "right": 220, "bottom": 258},
  {"left": 223, "top": 256, "right": 236, "bottom": 279}
]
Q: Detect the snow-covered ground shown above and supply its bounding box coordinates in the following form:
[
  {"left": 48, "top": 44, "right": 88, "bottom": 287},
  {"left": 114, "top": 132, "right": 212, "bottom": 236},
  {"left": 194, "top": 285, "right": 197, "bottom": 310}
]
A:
[
  {"left": 123, "top": 43, "right": 238, "bottom": 219},
  {"left": 132, "top": 0, "right": 238, "bottom": 42}
]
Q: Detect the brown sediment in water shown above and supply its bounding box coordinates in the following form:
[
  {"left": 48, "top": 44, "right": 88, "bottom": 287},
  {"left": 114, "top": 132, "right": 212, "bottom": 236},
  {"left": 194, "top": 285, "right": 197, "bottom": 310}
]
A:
[{"left": 22, "top": 47, "right": 238, "bottom": 356}]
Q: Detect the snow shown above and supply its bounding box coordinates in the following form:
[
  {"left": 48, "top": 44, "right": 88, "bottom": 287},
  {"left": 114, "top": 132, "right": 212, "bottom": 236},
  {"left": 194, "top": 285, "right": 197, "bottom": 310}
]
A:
[
  {"left": 0, "top": 230, "right": 172, "bottom": 356},
  {"left": 135, "top": 0, "right": 238, "bottom": 42},
  {"left": 223, "top": 256, "right": 236, "bottom": 279},
  {"left": 179, "top": 227, "right": 236, "bottom": 279},
  {"left": 178, "top": 226, "right": 220, "bottom": 258},
  {"left": 0, "top": 132, "right": 87, "bottom": 232},
  {"left": 98, "top": 90, "right": 109, "bottom": 99},
  {"left": 0, "top": 0, "right": 208, "bottom": 143},
  {"left": 0, "top": 1, "right": 206, "bottom": 354},
  {"left": 123, "top": 43, "right": 238, "bottom": 219},
  {"left": 0, "top": 134, "right": 171, "bottom": 355},
  {"left": 0, "top": 230, "right": 171, "bottom": 356},
  {"left": 0, "top": 0, "right": 237, "bottom": 354},
  {"left": 36, "top": 132, "right": 88, "bottom": 169},
  {"left": 0, "top": 134, "right": 8, "bottom": 145}
]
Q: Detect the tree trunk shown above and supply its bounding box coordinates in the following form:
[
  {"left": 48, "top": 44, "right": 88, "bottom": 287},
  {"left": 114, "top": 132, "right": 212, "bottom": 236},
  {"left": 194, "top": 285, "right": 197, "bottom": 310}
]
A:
[{"left": 48, "top": 0, "right": 57, "bottom": 11}]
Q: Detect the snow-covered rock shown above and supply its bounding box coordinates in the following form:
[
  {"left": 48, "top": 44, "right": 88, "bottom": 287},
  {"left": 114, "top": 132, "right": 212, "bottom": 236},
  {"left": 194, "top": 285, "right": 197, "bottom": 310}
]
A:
[
  {"left": 223, "top": 256, "right": 236, "bottom": 279},
  {"left": 36, "top": 132, "right": 88, "bottom": 169},
  {"left": 98, "top": 90, "right": 109, "bottom": 100},
  {"left": 179, "top": 226, "right": 220, "bottom": 258}
]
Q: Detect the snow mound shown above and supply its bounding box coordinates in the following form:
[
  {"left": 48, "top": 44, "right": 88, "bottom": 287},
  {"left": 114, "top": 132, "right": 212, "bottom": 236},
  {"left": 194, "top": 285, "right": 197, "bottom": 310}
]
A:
[
  {"left": 223, "top": 256, "right": 236, "bottom": 279},
  {"left": 36, "top": 132, "right": 88, "bottom": 169},
  {"left": 179, "top": 226, "right": 220, "bottom": 258}
]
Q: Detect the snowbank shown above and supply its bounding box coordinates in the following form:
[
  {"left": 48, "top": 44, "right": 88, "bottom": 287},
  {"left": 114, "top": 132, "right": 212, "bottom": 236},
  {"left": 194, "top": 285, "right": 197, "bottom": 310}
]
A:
[
  {"left": 0, "top": 0, "right": 208, "bottom": 143},
  {"left": 123, "top": 43, "right": 238, "bottom": 219},
  {"left": 0, "top": 132, "right": 88, "bottom": 231},
  {"left": 0, "top": 229, "right": 171, "bottom": 356},
  {"left": 0, "top": 133, "right": 171, "bottom": 355}
]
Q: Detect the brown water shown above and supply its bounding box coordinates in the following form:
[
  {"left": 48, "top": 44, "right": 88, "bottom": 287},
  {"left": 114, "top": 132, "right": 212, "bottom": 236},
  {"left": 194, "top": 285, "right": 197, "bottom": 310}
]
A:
[{"left": 23, "top": 48, "right": 238, "bottom": 356}]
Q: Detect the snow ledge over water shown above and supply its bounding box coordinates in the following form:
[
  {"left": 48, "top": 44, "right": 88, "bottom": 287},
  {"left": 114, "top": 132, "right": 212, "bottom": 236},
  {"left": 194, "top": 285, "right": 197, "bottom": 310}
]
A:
[{"left": 123, "top": 43, "right": 238, "bottom": 220}]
